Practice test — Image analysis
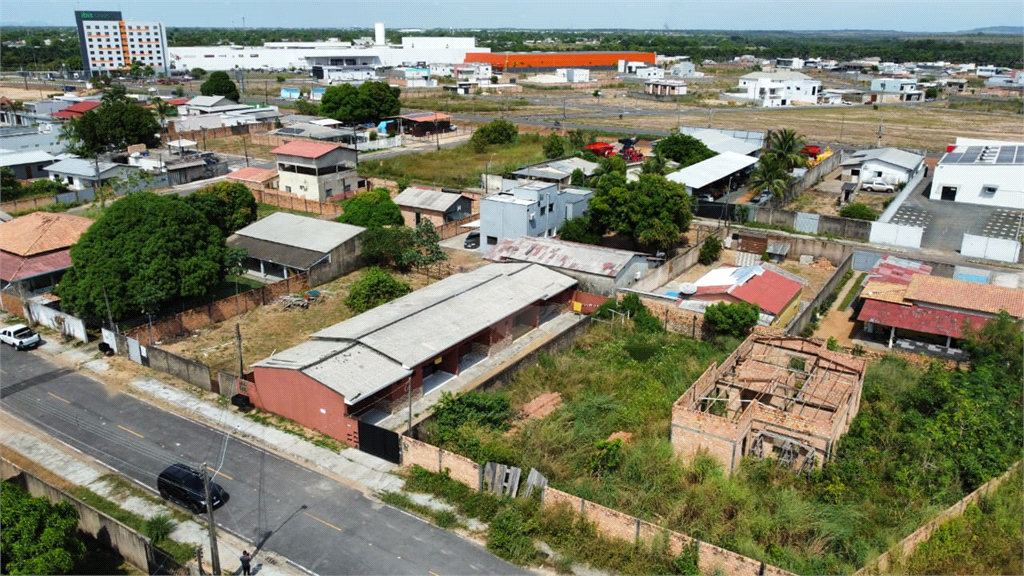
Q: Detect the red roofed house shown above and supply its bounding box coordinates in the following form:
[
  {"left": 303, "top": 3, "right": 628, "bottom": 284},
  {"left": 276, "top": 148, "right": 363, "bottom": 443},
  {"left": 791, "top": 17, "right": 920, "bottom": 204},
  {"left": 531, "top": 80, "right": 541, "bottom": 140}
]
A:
[
  {"left": 51, "top": 100, "right": 101, "bottom": 120},
  {"left": 226, "top": 166, "right": 279, "bottom": 193},
  {"left": 0, "top": 212, "right": 93, "bottom": 299},
  {"left": 689, "top": 264, "right": 804, "bottom": 327},
  {"left": 271, "top": 140, "right": 361, "bottom": 202},
  {"left": 858, "top": 271, "right": 1024, "bottom": 351}
]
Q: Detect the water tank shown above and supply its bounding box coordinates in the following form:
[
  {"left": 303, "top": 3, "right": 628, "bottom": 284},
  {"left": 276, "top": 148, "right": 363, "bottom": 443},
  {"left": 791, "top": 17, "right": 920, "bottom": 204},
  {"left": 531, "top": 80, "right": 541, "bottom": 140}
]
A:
[
  {"left": 678, "top": 283, "right": 698, "bottom": 296},
  {"left": 374, "top": 22, "right": 385, "bottom": 46}
]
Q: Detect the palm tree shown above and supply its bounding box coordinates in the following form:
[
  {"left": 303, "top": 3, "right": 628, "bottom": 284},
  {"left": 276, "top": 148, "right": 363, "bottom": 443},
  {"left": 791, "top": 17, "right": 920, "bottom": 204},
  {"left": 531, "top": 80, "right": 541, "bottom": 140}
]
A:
[
  {"left": 150, "top": 97, "right": 175, "bottom": 143},
  {"left": 765, "top": 128, "right": 809, "bottom": 171},
  {"left": 748, "top": 154, "right": 792, "bottom": 199}
]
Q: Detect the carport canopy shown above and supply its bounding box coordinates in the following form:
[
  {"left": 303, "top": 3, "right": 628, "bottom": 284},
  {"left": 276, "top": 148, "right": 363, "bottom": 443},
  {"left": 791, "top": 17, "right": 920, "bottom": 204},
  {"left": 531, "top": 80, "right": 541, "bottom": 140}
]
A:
[{"left": 667, "top": 151, "right": 758, "bottom": 190}]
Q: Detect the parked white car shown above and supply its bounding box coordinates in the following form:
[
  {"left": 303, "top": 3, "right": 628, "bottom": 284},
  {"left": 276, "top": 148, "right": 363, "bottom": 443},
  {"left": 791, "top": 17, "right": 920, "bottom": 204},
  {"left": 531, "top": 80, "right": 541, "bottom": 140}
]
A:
[
  {"left": 861, "top": 179, "right": 896, "bottom": 193},
  {"left": 0, "top": 324, "right": 41, "bottom": 350}
]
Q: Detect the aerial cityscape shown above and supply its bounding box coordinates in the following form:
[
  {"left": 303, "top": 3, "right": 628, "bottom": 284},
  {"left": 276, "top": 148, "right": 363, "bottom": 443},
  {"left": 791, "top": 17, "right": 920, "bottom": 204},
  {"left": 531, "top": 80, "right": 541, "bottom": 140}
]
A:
[{"left": 0, "top": 2, "right": 1022, "bottom": 575}]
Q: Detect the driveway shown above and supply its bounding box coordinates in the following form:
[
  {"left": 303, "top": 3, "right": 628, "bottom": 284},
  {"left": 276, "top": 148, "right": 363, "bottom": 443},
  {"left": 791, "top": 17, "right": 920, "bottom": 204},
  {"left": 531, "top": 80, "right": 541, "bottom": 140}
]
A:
[
  {"left": 899, "top": 180, "right": 1010, "bottom": 253},
  {"left": 0, "top": 345, "right": 525, "bottom": 576}
]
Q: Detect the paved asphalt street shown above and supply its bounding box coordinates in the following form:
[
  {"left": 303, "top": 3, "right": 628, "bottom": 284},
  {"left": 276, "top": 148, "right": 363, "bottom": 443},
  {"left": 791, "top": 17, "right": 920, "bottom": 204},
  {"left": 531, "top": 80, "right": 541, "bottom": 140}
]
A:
[{"left": 0, "top": 345, "right": 525, "bottom": 576}]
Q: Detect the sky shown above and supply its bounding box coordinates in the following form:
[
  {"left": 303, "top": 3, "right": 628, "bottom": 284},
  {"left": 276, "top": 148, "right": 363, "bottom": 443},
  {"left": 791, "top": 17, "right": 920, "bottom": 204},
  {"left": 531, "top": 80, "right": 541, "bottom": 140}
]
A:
[{"left": 2, "top": 0, "right": 1022, "bottom": 32}]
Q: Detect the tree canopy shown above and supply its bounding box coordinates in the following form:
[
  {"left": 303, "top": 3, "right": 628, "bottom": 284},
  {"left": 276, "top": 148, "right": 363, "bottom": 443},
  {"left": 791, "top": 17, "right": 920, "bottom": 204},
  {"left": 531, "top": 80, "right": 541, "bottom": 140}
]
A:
[
  {"left": 59, "top": 91, "right": 161, "bottom": 157},
  {"left": 337, "top": 188, "right": 404, "bottom": 228},
  {"left": 704, "top": 302, "right": 760, "bottom": 338},
  {"left": 319, "top": 81, "right": 401, "bottom": 124},
  {"left": 184, "top": 181, "right": 258, "bottom": 236},
  {"left": 654, "top": 132, "right": 717, "bottom": 168},
  {"left": 588, "top": 173, "right": 692, "bottom": 250},
  {"left": 359, "top": 220, "right": 447, "bottom": 272},
  {"left": 1, "top": 482, "right": 86, "bottom": 575},
  {"left": 470, "top": 119, "right": 518, "bottom": 152},
  {"left": 542, "top": 133, "right": 565, "bottom": 159},
  {"left": 557, "top": 215, "right": 602, "bottom": 245},
  {"left": 57, "top": 192, "right": 229, "bottom": 323},
  {"left": 344, "top": 267, "right": 411, "bottom": 313},
  {"left": 200, "top": 71, "right": 240, "bottom": 102}
]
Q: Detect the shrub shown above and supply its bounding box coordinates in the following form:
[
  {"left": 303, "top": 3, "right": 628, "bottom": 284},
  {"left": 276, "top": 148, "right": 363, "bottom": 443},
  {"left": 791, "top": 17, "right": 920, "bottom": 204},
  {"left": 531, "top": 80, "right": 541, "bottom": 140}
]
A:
[
  {"left": 344, "top": 267, "right": 411, "bottom": 313},
  {"left": 338, "top": 188, "right": 404, "bottom": 228},
  {"left": 827, "top": 336, "right": 840, "bottom": 351},
  {"left": 143, "top": 514, "right": 176, "bottom": 542},
  {"left": 589, "top": 438, "right": 624, "bottom": 473},
  {"left": 557, "top": 215, "right": 601, "bottom": 245},
  {"left": 698, "top": 235, "right": 722, "bottom": 265},
  {"left": 704, "top": 302, "right": 759, "bottom": 338},
  {"left": 432, "top": 390, "right": 512, "bottom": 447},
  {"left": 839, "top": 202, "right": 879, "bottom": 221},
  {"left": 470, "top": 118, "right": 518, "bottom": 152},
  {"left": 487, "top": 507, "right": 537, "bottom": 563},
  {"left": 542, "top": 133, "right": 565, "bottom": 159}
]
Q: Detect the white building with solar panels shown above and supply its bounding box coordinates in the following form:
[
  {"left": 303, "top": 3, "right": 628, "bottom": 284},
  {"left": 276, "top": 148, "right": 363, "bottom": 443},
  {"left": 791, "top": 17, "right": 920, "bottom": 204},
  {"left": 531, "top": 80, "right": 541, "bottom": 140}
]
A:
[{"left": 931, "top": 138, "right": 1024, "bottom": 209}]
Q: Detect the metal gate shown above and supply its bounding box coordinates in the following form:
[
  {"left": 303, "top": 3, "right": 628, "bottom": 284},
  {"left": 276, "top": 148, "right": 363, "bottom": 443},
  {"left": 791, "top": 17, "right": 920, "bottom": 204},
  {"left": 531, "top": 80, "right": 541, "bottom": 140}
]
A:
[
  {"left": 357, "top": 420, "right": 401, "bottom": 464},
  {"left": 794, "top": 212, "right": 820, "bottom": 234}
]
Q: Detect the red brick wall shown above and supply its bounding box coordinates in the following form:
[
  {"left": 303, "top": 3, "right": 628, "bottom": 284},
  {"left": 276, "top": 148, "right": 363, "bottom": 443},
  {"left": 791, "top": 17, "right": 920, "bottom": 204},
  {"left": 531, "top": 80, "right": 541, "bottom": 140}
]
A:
[
  {"left": 400, "top": 436, "right": 480, "bottom": 491},
  {"left": 249, "top": 366, "right": 360, "bottom": 447},
  {"left": 250, "top": 188, "right": 344, "bottom": 217}
]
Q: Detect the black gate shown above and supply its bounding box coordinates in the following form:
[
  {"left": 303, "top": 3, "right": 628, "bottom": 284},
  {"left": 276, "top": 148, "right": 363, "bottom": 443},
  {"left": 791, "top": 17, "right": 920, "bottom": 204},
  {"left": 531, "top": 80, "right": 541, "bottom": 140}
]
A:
[{"left": 357, "top": 420, "right": 401, "bottom": 464}]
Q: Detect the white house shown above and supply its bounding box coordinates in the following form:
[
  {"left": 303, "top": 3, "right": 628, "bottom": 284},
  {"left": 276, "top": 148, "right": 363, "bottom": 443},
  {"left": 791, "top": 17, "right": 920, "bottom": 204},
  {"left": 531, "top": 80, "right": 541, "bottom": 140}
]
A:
[
  {"left": 635, "top": 67, "right": 665, "bottom": 80},
  {"left": 869, "top": 78, "right": 923, "bottom": 102},
  {"left": 180, "top": 96, "right": 250, "bottom": 115},
  {"left": 44, "top": 158, "right": 135, "bottom": 191},
  {"left": 734, "top": 71, "right": 821, "bottom": 107},
  {"left": 644, "top": 79, "right": 687, "bottom": 97},
  {"left": 929, "top": 139, "right": 1024, "bottom": 209},
  {"left": 479, "top": 181, "right": 592, "bottom": 249},
  {"left": 775, "top": 57, "right": 804, "bottom": 70},
  {"left": 840, "top": 148, "right": 926, "bottom": 185},
  {"left": 670, "top": 62, "right": 698, "bottom": 77},
  {"left": 272, "top": 140, "right": 361, "bottom": 202}
]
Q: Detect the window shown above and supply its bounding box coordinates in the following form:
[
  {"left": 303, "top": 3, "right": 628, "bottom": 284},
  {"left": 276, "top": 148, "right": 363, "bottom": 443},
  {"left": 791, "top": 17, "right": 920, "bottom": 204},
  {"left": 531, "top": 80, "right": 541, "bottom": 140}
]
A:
[
  {"left": 415, "top": 212, "right": 422, "bottom": 225},
  {"left": 540, "top": 206, "right": 546, "bottom": 215},
  {"left": 873, "top": 171, "right": 882, "bottom": 178},
  {"left": 850, "top": 168, "right": 860, "bottom": 177},
  {"left": 325, "top": 188, "right": 333, "bottom": 196},
  {"left": 486, "top": 236, "right": 498, "bottom": 245},
  {"left": 982, "top": 185, "right": 998, "bottom": 195},
  {"left": 548, "top": 202, "right": 553, "bottom": 212},
  {"left": 285, "top": 185, "right": 292, "bottom": 192}
]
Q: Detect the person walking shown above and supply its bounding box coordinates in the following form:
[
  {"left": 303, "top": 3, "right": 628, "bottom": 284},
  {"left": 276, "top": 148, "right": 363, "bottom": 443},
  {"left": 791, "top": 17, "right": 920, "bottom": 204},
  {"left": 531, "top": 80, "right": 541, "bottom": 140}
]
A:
[{"left": 240, "top": 550, "right": 252, "bottom": 576}]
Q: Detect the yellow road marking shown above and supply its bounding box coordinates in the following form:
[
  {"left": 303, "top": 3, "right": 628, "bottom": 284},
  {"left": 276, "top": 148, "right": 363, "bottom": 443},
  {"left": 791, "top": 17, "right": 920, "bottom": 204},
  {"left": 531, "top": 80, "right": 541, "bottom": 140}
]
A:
[
  {"left": 303, "top": 511, "right": 342, "bottom": 532},
  {"left": 206, "top": 467, "right": 234, "bottom": 481},
  {"left": 117, "top": 424, "right": 144, "bottom": 439},
  {"left": 47, "top": 392, "right": 70, "bottom": 404}
]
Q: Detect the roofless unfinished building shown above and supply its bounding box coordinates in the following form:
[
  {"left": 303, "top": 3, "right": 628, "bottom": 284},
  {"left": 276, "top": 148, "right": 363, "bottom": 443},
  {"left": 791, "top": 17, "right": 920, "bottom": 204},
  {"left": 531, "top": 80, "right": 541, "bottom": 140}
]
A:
[{"left": 671, "top": 335, "right": 866, "bottom": 475}]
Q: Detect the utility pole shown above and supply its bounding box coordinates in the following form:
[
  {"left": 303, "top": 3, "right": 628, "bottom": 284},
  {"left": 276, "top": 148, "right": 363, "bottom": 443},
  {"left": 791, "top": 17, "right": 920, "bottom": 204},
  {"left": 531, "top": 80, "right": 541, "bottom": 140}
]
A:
[
  {"left": 407, "top": 378, "right": 413, "bottom": 435},
  {"left": 264, "top": 80, "right": 268, "bottom": 106},
  {"left": 102, "top": 285, "right": 116, "bottom": 333},
  {"left": 241, "top": 136, "right": 250, "bottom": 167},
  {"left": 202, "top": 463, "right": 222, "bottom": 576},
  {"left": 235, "top": 323, "right": 244, "bottom": 377}
]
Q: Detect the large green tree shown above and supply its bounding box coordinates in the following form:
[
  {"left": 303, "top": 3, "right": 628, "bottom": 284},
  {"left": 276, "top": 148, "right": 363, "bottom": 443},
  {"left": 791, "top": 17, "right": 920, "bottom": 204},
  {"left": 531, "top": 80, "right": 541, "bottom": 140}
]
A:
[
  {"left": 185, "top": 181, "right": 257, "bottom": 236},
  {"left": 57, "top": 192, "right": 228, "bottom": 323},
  {"left": 470, "top": 118, "right": 518, "bottom": 152},
  {"left": 337, "top": 188, "right": 404, "bottom": 228},
  {"left": 765, "top": 128, "right": 809, "bottom": 171},
  {"left": 319, "top": 81, "right": 400, "bottom": 124},
  {"left": 588, "top": 173, "right": 692, "bottom": 250},
  {"left": 59, "top": 91, "right": 161, "bottom": 157},
  {"left": 542, "top": 133, "right": 565, "bottom": 159},
  {"left": 359, "top": 221, "right": 447, "bottom": 272},
  {"left": 654, "top": 131, "right": 717, "bottom": 168},
  {"left": 200, "top": 71, "right": 240, "bottom": 102},
  {"left": 1, "top": 482, "right": 87, "bottom": 575}
]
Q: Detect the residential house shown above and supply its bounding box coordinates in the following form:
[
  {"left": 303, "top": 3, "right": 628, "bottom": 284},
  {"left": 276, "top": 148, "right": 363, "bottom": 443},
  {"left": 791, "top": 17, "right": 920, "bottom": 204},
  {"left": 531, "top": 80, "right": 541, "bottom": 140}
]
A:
[
  {"left": 929, "top": 138, "right": 1024, "bottom": 208},
  {"left": 869, "top": 78, "right": 923, "bottom": 102},
  {"left": 0, "top": 125, "right": 64, "bottom": 155},
  {"left": 670, "top": 62, "right": 698, "bottom": 77},
  {"left": 684, "top": 264, "right": 805, "bottom": 327},
  {"left": 554, "top": 68, "right": 589, "bottom": 83},
  {"left": 272, "top": 140, "right": 360, "bottom": 202},
  {"left": 44, "top": 158, "right": 135, "bottom": 191},
  {"left": 635, "top": 66, "right": 665, "bottom": 80},
  {"left": 51, "top": 100, "right": 101, "bottom": 120},
  {"left": 0, "top": 150, "right": 56, "bottom": 180},
  {"left": 775, "top": 57, "right": 804, "bottom": 70},
  {"left": 840, "top": 147, "right": 926, "bottom": 186},
  {"left": 479, "top": 181, "right": 592, "bottom": 248},
  {"left": 671, "top": 335, "right": 866, "bottom": 475},
  {"left": 226, "top": 212, "right": 364, "bottom": 282},
  {"left": 248, "top": 263, "right": 577, "bottom": 444},
  {"left": 393, "top": 186, "right": 473, "bottom": 228},
  {"left": 858, "top": 272, "right": 1024, "bottom": 354},
  {"left": 507, "top": 157, "right": 600, "bottom": 188},
  {"left": 644, "top": 79, "right": 688, "bottom": 97},
  {"left": 732, "top": 71, "right": 821, "bottom": 107},
  {"left": 179, "top": 95, "right": 250, "bottom": 115},
  {"left": 226, "top": 166, "right": 279, "bottom": 192},
  {"left": 268, "top": 122, "right": 350, "bottom": 143},
  {"left": 484, "top": 236, "right": 650, "bottom": 296},
  {"left": 0, "top": 212, "right": 93, "bottom": 296}
]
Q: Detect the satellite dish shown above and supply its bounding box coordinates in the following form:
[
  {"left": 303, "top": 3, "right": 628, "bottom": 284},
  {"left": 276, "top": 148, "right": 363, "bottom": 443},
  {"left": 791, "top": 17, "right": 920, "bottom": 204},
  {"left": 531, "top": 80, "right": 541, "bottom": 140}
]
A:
[{"left": 678, "top": 283, "right": 698, "bottom": 296}]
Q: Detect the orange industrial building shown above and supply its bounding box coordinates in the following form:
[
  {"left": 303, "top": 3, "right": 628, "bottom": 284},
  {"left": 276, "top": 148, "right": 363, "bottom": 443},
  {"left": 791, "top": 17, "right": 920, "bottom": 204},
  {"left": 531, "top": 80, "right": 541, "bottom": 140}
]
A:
[{"left": 464, "top": 51, "right": 656, "bottom": 72}]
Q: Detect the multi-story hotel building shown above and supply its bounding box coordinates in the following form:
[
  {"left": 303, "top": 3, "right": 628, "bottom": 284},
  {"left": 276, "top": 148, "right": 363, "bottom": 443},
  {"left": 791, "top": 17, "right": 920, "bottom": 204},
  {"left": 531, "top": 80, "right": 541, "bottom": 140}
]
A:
[{"left": 75, "top": 10, "right": 169, "bottom": 77}]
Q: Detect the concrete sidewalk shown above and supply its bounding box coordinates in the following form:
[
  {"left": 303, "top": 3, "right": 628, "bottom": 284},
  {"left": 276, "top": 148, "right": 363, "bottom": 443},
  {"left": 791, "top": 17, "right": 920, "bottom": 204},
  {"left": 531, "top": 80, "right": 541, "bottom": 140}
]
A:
[{"left": 1, "top": 417, "right": 303, "bottom": 576}]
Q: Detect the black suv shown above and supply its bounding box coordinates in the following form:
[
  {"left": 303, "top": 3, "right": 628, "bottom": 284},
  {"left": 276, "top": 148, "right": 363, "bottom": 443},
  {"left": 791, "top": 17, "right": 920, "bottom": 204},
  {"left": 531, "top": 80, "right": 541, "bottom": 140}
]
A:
[
  {"left": 464, "top": 231, "right": 480, "bottom": 249},
  {"left": 157, "top": 463, "right": 229, "bottom": 514}
]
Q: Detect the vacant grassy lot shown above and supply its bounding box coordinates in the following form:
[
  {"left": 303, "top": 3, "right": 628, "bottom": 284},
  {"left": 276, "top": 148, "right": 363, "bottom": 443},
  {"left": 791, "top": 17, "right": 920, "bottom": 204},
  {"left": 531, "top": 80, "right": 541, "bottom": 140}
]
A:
[
  {"left": 358, "top": 134, "right": 548, "bottom": 189},
  {"left": 419, "top": 321, "right": 1023, "bottom": 575},
  {"left": 201, "top": 135, "right": 277, "bottom": 161}
]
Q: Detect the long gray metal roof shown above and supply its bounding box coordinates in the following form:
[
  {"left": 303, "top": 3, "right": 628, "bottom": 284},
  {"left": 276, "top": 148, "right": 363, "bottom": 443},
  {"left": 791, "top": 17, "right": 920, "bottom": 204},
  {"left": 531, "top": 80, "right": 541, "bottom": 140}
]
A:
[
  {"left": 393, "top": 186, "right": 465, "bottom": 212},
  {"left": 234, "top": 212, "right": 364, "bottom": 254}
]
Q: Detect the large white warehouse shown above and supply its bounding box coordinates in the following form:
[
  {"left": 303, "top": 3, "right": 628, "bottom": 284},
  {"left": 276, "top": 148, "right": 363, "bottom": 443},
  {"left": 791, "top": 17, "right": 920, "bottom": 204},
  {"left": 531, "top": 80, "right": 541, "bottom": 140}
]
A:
[
  {"left": 167, "top": 24, "right": 488, "bottom": 73},
  {"left": 930, "top": 138, "right": 1024, "bottom": 209}
]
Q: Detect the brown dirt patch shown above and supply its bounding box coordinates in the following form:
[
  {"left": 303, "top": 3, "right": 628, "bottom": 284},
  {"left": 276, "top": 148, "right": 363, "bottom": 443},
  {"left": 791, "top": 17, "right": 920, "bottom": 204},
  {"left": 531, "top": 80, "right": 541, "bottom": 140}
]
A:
[
  {"left": 606, "top": 431, "right": 633, "bottom": 444},
  {"left": 779, "top": 258, "right": 836, "bottom": 302},
  {"left": 520, "top": 392, "right": 563, "bottom": 420}
]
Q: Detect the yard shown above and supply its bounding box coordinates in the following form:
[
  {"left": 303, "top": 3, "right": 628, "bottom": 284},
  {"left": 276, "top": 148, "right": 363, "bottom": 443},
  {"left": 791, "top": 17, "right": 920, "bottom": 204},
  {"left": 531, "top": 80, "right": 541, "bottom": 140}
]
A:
[
  {"left": 357, "top": 134, "right": 548, "bottom": 189},
  {"left": 413, "top": 318, "right": 1023, "bottom": 575}
]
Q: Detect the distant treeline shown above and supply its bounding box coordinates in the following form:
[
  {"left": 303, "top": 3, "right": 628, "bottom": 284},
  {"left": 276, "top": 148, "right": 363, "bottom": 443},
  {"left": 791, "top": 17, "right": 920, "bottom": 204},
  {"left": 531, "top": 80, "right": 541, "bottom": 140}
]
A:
[{"left": 2, "top": 27, "right": 1020, "bottom": 71}]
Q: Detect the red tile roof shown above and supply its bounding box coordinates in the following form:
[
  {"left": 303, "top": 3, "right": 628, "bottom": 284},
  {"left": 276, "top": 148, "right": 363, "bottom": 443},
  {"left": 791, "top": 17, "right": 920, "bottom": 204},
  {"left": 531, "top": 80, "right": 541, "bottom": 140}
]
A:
[
  {"left": 904, "top": 275, "right": 1024, "bottom": 318},
  {"left": 227, "top": 166, "right": 278, "bottom": 182},
  {"left": 165, "top": 98, "right": 189, "bottom": 106},
  {"left": 51, "top": 101, "right": 101, "bottom": 119},
  {"left": 0, "top": 249, "right": 72, "bottom": 283},
  {"left": 867, "top": 256, "right": 932, "bottom": 285},
  {"left": 271, "top": 140, "right": 341, "bottom": 159},
  {"left": 0, "top": 212, "right": 94, "bottom": 256},
  {"left": 857, "top": 298, "right": 993, "bottom": 339},
  {"left": 729, "top": 269, "right": 803, "bottom": 315}
]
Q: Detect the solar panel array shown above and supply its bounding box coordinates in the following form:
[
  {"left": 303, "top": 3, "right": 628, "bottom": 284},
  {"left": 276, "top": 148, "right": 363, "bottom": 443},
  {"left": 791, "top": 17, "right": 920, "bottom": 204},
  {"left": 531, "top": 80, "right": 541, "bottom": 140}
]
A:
[{"left": 944, "top": 145, "right": 1024, "bottom": 165}]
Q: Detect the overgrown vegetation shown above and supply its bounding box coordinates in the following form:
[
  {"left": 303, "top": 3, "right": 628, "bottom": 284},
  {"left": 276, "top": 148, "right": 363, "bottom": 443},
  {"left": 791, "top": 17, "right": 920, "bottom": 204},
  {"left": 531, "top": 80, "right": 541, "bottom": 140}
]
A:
[
  {"left": 1, "top": 481, "right": 86, "bottom": 575},
  {"left": 337, "top": 188, "right": 404, "bottom": 228},
  {"left": 703, "top": 301, "right": 759, "bottom": 338},
  {"left": 470, "top": 118, "right": 519, "bottom": 152},
  {"left": 698, "top": 235, "right": 722, "bottom": 265},
  {"left": 415, "top": 312, "right": 1023, "bottom": 574},
  {"left": 839, "top": 202, "right": 879, "bottom": 221},
  {"left": 838, "top": 273, "right": 867, "bottom": 311},
  {"left": 343, "top": 267, "right": 412, "bottom": 314}
]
